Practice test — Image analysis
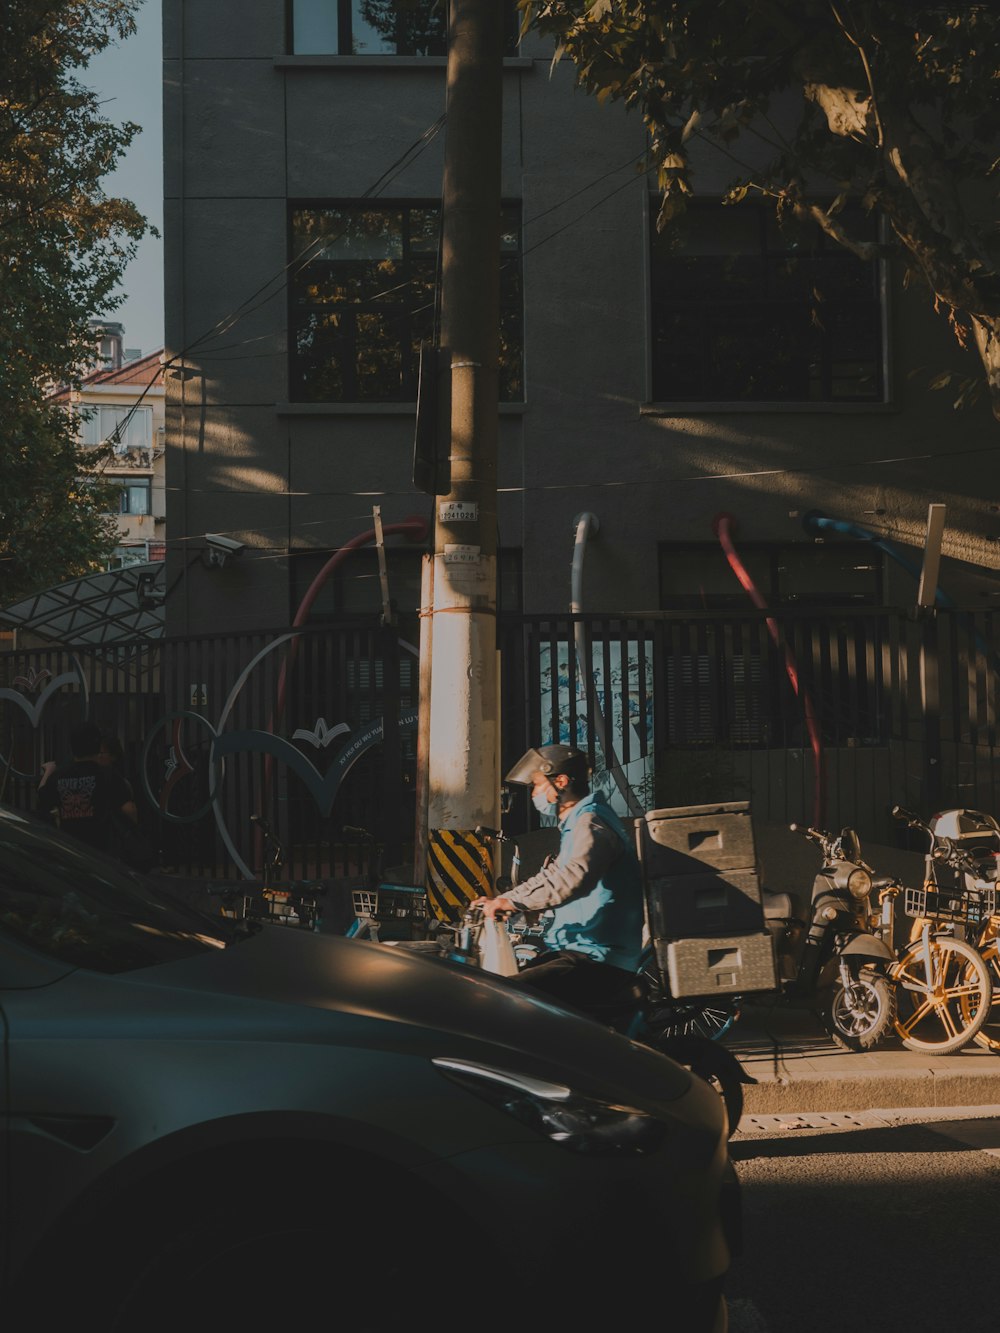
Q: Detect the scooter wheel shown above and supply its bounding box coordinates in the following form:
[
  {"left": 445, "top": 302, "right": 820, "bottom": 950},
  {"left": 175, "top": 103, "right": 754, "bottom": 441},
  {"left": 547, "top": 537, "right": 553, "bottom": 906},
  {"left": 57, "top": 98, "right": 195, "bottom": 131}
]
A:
[
  {"left": 649, "top": 1033, "right": 746, "bottom": 1137},
  {"left": 822, "top": 965, "right": 896, "bottom": 1051}
]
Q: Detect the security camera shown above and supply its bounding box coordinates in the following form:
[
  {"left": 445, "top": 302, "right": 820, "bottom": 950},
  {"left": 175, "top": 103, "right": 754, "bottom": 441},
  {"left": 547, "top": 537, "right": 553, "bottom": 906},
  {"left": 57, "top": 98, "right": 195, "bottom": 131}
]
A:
[
  {"left": 203, "top": 532, "right": 246, "bottom": 568},
  {"left": 205, "top": 533, "right": 245, "bottom": 555}
]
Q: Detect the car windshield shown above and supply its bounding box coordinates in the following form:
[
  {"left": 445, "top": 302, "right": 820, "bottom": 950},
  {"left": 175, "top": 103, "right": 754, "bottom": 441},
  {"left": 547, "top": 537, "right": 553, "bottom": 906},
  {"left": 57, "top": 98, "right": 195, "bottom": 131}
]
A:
[{"left": 0, "top": 810, "right": 235, "bottom": 973}]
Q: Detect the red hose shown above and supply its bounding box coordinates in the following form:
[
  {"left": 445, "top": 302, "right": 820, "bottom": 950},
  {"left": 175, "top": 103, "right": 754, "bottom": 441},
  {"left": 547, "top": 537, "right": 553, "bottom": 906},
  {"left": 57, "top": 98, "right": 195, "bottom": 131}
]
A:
[{"left": 712, "top": 514, "right": 825, "bottom": 828}]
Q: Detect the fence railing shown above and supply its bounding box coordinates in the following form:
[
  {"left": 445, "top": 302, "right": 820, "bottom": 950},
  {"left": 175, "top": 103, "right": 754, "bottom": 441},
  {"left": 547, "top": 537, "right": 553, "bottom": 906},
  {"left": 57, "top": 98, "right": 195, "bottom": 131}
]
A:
[{"left": 1, "top": 605, "right": 997, "bottom": 878}]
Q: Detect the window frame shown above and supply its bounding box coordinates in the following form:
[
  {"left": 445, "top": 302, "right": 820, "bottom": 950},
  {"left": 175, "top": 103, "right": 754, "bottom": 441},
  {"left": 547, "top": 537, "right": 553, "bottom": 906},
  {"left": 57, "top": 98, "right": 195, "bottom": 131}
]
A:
[
  {"left": 658, "top": 541, "right": 885, "bottom": 611},
  {"left": 119, "top": 479, "right": 152, "bottom": 517},
  {"left": 288, "top": 1, "right": 520, "bottom": 56},
  {"left": 82, "top": 404, "right": 153, "bottom": 451},
  {"left": 657, "top": 541, "right": 888, "bottom": 749},
  {"left": 646, "top": 196, "right": 889, "bottom": 409},
  {"left": 287, "top": 198, "right": 524, "bottom": 405}
]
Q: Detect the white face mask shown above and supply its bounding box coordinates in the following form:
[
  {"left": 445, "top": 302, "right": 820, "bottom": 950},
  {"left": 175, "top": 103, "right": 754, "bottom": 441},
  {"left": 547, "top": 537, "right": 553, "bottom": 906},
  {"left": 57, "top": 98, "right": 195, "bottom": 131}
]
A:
[{"left": 532, "top": 787, "right": 554, "bottom": 815}]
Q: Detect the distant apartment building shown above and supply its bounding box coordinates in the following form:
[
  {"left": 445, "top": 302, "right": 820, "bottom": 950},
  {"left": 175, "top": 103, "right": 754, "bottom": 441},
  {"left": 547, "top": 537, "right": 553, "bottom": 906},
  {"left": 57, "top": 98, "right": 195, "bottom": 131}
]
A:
[{"left": 48, "top": 323, "right": 166, "bottom": 568}]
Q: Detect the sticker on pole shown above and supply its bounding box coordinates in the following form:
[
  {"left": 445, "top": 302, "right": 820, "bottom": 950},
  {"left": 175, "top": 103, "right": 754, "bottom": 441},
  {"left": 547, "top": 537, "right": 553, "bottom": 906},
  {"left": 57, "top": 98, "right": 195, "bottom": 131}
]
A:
[
  {"left": 439, "top": 501, "right": 478, "bottom": 522},
  {"left": 443, "top": 544, "right": 481, "bottom": 564}
]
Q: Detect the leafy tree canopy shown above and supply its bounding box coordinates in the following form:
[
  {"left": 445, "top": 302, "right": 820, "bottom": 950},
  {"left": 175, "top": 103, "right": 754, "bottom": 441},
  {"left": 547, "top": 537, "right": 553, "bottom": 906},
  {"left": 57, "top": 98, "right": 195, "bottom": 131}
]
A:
[
  {"left": 520, "top": 1, "right": 1000, "bottom": 418},
  {"left": 0, "top": 0, "right": 153, "bottom": 605}
]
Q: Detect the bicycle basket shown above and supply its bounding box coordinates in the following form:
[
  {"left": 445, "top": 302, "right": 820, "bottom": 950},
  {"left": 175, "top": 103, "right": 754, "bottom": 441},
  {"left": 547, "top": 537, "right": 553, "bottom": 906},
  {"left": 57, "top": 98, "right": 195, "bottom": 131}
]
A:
[
  {"left": 903, "top": 883, "right": 997, "bottom": 926},
  {"left": 352, "top": 884, "right": 429, "bottom": 922}
]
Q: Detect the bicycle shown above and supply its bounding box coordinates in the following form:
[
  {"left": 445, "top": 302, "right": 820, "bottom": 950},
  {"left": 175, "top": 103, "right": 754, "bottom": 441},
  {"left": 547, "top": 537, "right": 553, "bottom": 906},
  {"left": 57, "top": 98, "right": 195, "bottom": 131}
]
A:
[
  {"left": 201, "top": 814, "right": 329, "bottom": 932},
  {"left": 341, "top": 824, "right": 431, "bottom": 943},
  {"left": 873, "top": 806, "right": 995, "bottom": 1054}
]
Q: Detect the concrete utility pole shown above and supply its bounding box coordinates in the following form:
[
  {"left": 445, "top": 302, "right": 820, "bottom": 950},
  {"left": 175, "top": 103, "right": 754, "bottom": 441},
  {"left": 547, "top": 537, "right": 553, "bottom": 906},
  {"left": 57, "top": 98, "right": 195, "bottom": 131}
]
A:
[{"left": 419, "top": 0, "right": 504, "bottom": 919}]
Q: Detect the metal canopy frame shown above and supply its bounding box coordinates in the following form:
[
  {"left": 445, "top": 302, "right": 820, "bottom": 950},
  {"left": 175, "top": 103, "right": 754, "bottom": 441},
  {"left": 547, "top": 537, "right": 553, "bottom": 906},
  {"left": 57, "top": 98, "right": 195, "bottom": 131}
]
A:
[{"left": 0, "top": 563, "right": 165, "bottom": 646}]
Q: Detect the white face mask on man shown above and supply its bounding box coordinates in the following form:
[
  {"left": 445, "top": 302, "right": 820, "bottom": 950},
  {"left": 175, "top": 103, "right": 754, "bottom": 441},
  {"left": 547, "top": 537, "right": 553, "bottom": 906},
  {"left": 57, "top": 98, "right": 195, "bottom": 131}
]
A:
[{"left": 532, "top": 786, "right": 554, "bottom": 815}]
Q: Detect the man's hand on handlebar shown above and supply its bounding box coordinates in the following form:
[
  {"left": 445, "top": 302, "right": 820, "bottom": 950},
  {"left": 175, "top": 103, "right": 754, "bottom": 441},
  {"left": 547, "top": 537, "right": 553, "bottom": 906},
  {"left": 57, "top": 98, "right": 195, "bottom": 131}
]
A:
[{"left": 470, "top": 895, "right": 516, "bottom": 920}]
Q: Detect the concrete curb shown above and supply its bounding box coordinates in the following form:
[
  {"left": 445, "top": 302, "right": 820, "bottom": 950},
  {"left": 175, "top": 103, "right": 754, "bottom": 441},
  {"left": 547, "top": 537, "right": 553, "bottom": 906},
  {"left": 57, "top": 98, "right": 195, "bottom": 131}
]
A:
[{"left": 723, "top": 1000, "right": 1000, "bottom": 1114}]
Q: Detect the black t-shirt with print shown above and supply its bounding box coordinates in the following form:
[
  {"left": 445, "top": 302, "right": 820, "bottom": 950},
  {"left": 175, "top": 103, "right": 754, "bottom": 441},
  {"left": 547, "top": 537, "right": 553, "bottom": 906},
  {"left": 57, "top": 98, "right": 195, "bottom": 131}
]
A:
[{"left": 37, "top": 759, "right": 133, "bottom": 854}]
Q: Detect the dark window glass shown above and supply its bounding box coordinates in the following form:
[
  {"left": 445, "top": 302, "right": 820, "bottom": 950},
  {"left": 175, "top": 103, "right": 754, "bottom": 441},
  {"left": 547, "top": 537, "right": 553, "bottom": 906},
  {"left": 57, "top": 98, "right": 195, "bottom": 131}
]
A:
[
  {"left": 659, "top": 542, "right": 883, "bottom": 610},
  {"left": 291, "top": 1, "right": 520, "bottom": 56},
  {"left": 119, "top": 480, "right": 151, "bottom": 515},
  {"left": 650, "top": 200, "right": 884, "bottom": 403},
  {"left": 657, "top": 543, "right": 886, "bottom": 749},
  {"left": 289, "top": 202, "right": 523, "bottom": 403},
  {"left": 289, "top": 546, "right": 522, "bottom": 621}
]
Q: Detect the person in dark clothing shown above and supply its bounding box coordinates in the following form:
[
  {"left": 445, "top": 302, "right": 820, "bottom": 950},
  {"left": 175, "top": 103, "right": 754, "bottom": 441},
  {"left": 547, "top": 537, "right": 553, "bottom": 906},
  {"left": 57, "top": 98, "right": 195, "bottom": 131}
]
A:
[
  {"left": 37, "top": 722, "right": 138, "bottom": 857},
  {"left": 471, "top": 743, "right": 646, "bottom": 1029}
]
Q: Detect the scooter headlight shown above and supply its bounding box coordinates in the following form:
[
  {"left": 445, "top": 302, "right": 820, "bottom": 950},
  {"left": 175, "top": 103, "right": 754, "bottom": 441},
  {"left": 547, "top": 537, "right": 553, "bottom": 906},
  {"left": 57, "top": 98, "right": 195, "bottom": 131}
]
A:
[{"left": 846, "top": 867, "right": 873, "bottom": 899}]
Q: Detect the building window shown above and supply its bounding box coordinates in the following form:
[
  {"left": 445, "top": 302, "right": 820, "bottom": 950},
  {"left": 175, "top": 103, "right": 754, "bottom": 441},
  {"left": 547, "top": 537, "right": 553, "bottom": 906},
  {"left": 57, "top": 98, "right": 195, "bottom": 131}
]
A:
[
  {"left": 659, "top": 542, "right": 884, "bottom": 611},
  {"left": 289, "top": 546, "right": 522, "bottom": 622},
  {"left": 289, "top": 201, "right": 523, "bottom": 403},
  {"left": 658, "top": 542, "right": 886, "bottom": 748},
  {"left": 290, "top": 1, "right": 519, "bottom": 56},
  {"left": 120, "top": 480, "right": 151, "bottom": 516},
  {"left": 82, "top": 404, "right": 152, "bottom": 452},
  {"left": 650, "top": 199, "right": 884, "bottom": 403}
]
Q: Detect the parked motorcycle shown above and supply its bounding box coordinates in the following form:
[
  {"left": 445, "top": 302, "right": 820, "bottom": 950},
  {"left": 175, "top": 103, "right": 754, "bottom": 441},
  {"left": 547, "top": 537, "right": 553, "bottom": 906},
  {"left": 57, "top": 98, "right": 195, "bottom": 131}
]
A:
[{"left": 761, "top": 824, "right": 897, "bottom": 1051}]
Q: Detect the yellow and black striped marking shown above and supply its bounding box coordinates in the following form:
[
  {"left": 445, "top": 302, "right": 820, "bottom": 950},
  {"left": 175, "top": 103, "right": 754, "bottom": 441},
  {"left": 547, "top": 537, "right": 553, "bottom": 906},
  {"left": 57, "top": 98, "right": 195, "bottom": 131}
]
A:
[{"left": 426, "top": 828, "right": 495, "bottom": 923}]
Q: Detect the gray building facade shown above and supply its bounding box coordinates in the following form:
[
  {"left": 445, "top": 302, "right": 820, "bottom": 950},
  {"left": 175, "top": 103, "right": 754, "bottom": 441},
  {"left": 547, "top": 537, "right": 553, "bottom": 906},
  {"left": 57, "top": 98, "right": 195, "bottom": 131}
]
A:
[{"left": 162, "top": 0, "right": 1000, "bottom": 639}]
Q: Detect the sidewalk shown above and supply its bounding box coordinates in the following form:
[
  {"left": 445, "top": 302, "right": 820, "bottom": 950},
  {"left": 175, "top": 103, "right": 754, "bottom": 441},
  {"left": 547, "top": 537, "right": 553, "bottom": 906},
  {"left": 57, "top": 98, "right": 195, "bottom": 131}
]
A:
[{"left": 725, "top": 997, "right": 1000, "bottom": 1114}]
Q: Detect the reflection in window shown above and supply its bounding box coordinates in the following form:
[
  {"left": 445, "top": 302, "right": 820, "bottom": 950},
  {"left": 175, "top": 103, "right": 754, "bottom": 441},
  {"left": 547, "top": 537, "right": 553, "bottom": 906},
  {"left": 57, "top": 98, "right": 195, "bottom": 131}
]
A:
[
  {"left": 120, "top": 480, "right": 151, "bottom": 516},
  {"left": 291, "top": 0, "right": 519, "bottom": 56},
  {"left": 82, "top": 404, "right": 152, "bottom": 451},
  {"left": 289, "top": 201, "right": 523, "bottom": 403},
  {"left": 0, "top": 816, "right": 230, "bottom": 973},
  {"left": 650, "top": 199, "right": 884, "bottom": 403}
]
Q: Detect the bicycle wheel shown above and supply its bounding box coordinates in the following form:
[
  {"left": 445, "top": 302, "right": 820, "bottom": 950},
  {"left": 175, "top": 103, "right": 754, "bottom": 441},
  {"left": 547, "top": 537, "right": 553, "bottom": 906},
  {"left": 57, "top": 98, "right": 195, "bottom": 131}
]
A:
[
  {"left": 972, "top": 933, "right": 1000, "bottom": 1050},
  {"left": 646, "top": 999, "right": 742, "bottom": 1043},
  {"left": 892, "top": 934, "right": 992, "bottom": 1054},
  {"left": 637, "top": 949, "right": 741, "bottom": 1042}
]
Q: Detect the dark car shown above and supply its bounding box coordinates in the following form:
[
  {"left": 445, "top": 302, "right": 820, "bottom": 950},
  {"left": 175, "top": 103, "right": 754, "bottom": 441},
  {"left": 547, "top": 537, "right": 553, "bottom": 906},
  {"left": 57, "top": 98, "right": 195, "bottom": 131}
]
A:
[{"left": 0, "top": 806, "right": 739, "bottom": 1332}]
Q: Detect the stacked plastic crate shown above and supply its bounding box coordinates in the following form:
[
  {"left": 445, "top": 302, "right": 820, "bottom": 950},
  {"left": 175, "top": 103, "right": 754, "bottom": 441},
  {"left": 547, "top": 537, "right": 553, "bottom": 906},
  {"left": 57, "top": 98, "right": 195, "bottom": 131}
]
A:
[{"left": 634, "top": 800, "right": 778, "bottom": 999}]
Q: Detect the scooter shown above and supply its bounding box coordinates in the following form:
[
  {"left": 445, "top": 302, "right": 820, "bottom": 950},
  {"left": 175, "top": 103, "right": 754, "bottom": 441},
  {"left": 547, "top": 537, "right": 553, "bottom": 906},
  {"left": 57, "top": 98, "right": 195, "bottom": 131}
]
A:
[{"left": 761, "top": 823, "right": 897, "bottom": 1050}]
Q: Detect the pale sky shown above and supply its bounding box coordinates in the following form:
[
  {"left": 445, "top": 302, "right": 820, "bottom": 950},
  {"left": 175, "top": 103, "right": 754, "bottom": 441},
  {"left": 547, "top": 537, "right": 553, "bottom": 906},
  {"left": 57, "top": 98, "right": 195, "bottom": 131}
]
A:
[{"left": 85, "top": 0, "right": 164, "bottom": 359}]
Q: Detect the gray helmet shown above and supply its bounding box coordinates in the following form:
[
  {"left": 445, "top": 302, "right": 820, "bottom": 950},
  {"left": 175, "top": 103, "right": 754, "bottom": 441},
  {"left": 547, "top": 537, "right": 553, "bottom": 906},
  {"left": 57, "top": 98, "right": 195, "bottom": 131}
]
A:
[
  {"left": 505, "top": 744, "right": 589, "bottom": 786},
  {"left": 929, "top": 809, "right": 1000, "bottom": 850}
]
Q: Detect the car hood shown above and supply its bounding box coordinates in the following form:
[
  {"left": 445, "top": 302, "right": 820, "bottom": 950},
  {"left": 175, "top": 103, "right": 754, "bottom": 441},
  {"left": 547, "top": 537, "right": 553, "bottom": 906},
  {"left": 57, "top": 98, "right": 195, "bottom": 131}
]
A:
[{"left": 144, "top": 927, "right": 693, "bottom": 1105}]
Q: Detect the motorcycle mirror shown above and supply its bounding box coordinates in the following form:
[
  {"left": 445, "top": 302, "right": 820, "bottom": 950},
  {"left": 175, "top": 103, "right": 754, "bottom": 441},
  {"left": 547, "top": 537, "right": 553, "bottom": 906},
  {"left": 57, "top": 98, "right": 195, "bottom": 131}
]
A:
[{"left": 839, "top": 827, "right": 862, "bottom": 863}]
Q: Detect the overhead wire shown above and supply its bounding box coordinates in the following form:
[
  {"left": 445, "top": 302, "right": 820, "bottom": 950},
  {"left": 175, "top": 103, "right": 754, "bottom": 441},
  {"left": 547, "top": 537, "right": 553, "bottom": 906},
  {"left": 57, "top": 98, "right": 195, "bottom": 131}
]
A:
[{"left": 76, "top": 112, "right": 450, "bottom": 464}]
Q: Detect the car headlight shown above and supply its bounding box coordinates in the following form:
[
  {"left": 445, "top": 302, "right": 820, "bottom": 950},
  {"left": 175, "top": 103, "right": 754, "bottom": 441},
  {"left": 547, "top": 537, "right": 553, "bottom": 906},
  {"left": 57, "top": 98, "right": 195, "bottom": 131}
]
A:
[{"left": 432, "top": 1057, "right": 666, "bottom": 1156}]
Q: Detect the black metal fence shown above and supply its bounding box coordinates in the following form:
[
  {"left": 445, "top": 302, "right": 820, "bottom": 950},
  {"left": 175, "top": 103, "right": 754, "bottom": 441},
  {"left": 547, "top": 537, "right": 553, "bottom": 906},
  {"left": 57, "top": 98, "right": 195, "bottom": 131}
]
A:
[{"left": 2, "top": 605, "right": 997, "bottom": 880}]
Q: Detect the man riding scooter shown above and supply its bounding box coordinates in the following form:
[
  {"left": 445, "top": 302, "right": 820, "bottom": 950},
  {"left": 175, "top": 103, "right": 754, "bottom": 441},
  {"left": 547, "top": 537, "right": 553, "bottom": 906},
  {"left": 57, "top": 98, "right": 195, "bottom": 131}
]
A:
[{"left": 471, "top": 742, "right": 647, "bottom": 1027}]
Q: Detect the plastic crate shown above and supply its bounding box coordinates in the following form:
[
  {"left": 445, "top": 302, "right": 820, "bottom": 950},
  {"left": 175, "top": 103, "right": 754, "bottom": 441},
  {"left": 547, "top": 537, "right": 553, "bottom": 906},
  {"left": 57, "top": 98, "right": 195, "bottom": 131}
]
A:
[
  {"left": 636, "top": 802, "right": 757, "bottom": 876},
  {"left": 659, "top": 931, "right": 778, "bottom": 999},
  {"left": 903, "top": 883, "right": 996, "bottom": 927},
  {"left": 636, "top": 802, "right": 765, "bottom": 940}
]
